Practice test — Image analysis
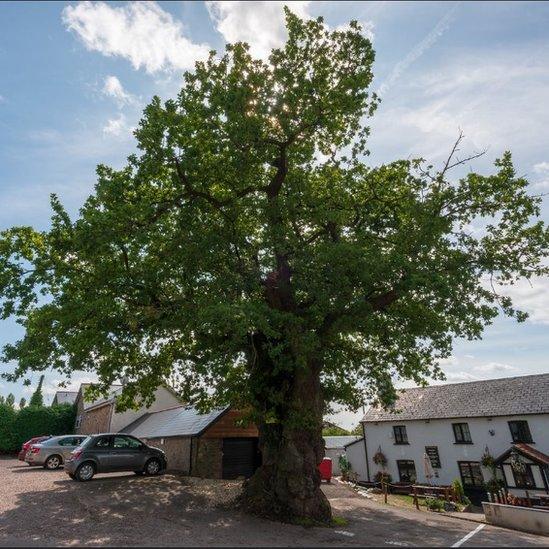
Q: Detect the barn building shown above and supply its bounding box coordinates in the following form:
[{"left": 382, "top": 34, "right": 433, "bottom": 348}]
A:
[{"left": 122, "top": 405, "right": 260, "bottom": 479}]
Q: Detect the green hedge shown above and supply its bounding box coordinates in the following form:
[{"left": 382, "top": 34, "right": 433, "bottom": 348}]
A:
[{"left": 0, "top": 404, "right": 76, "bottom": 454}]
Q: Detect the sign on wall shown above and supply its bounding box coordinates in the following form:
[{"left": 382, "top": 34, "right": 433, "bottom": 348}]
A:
[{"left": 425, "top": 446, "right": 441, "bottom": 468}]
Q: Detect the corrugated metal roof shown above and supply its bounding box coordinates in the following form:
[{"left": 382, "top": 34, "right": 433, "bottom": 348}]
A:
[
  {"left": 121, "top": 405, "right": 228, "bottom": 438},
  {"left": 323, "top": 436, "right": 361, "bottom": 449},
  {"left": 362, "top": 374, "right": 549, "bottom": 422}
]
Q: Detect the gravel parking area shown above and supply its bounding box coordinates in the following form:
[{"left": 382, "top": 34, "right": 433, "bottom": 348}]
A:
[{"left": 1, "top": 457, "right": 547, "bottom": 547}]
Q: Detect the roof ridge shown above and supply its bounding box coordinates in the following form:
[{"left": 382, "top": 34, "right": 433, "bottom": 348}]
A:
[{"left": 398, "top": 372, "right": 549, "bottom": 392}]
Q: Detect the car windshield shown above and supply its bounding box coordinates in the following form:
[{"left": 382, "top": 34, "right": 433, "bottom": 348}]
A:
[{"left": 78, "top": 436, "right": 92, "bottom": 448}]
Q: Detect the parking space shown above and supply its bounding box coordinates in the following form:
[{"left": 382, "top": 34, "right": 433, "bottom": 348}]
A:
[{"left": 0, "top": 458, "right": 547, "bottom": 547}]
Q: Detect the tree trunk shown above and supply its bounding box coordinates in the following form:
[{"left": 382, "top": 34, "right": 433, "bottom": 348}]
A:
[{"left": 241, "top": 363, "right": 332, "bottom": 524}]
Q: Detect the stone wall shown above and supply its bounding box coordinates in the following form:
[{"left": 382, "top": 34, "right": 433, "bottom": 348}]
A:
[
  {"left": 191, "top": 438, "right": 223, "bottom": 478},
  {"left": 79, "top": 404, "right": 113, "bottom": 435},
  {"left": 143, "top": 437, "right": 191, "bottom": 472}
]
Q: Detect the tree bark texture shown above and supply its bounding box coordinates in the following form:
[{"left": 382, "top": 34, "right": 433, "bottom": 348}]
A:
[{"left": 241, "top": 359, "right": 332, "bottom": 524}]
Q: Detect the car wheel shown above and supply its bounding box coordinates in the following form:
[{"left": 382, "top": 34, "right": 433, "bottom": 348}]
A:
[
  {"left": 44, "top": 455, "right": 62, "bottom": 470},
  {"left": 76, "top": 462, "right": 95, "bottom": 482},
  {"left": 144, "top": 458, "right": 161, "bottom": 476}
]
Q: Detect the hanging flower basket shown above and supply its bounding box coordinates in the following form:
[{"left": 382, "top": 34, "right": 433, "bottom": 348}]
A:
[
  {"left": 481, "top": 447, "right": 495, "bottom": 469},
  {"left": 373, "top": 448, "right": 387, "bottom": 466},
  {"left": 509, "top": 450, "right": 526, "bottom": 474}
]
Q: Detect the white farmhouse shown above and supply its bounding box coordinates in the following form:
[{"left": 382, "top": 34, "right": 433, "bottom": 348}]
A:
[{"left": 347, "top": 374, "right": 549, "bottom": 504}]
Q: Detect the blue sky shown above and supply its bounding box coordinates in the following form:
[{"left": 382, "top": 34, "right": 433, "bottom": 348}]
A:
[{"left": 0, "top": 1, "right": 548, "bottom": 426}]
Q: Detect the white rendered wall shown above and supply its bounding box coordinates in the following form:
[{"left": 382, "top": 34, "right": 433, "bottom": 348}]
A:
[
  {"left": 345, "top": 440, "right": 369, "bottom": 481},
  {"left": 349, "top": 414, "right": 549, "bottom": 490},
  {"left": 110, "top": 386, "right": 181, "bottom": 432}
]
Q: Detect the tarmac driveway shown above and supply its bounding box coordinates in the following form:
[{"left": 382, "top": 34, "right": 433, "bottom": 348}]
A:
[{"left": 0, "top": 458, "right": 547, "bottom": 547}]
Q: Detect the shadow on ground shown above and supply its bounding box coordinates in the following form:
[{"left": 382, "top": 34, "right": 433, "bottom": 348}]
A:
[{"left": 1, "top": 461, "right": 548, "bottom": 547}]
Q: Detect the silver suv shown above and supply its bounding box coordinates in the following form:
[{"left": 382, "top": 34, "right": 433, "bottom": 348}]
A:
[
  {"left": 25, "top": 435, "right": 88, "bottom": 469},
  {"left": 64, "top": 434, "right": 167, "bottom": 481}
]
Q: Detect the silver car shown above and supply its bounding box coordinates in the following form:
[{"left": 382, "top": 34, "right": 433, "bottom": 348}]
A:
[{"left": 25, "top": 435, "right": 88, "bottom": 470}]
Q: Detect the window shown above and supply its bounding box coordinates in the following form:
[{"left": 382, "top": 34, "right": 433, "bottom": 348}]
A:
[
  {"left": 393, "top": 425, "right": 408, "bottom": 444},
  {"left": 397, "top": 460, "right": 416, "bottom": 483},
  {"left": 511, "top": 465, "right": 536, "bottom": 488},
  {"left": 95, "top": 436, "right": 111, "bottom": 448},
  {"left": 508, "top": 421, "right": 533, "bottom": 443},
  {"left": 58, "top": 438, "right": 74, "bottom": 446},
  {"left": 453, "top": 423, "right": 472, "bottom": 444},
  {"left": 113, "top": 436, "right": 142, "bottom": 449},
  {"left": 458, "top": 461, "right": 484, "bottom": 487}
]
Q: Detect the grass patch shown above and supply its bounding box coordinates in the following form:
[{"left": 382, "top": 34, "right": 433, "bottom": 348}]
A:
[
  {"left": 293, "top": 515, "right": 348, "bottom": 528},
  {"left": 331, "top": 516, "right": 348, "bottom": 527}
]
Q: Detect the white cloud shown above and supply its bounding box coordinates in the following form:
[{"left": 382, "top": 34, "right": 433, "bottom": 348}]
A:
[
  {"left": 475, "top": 362, "right": 517, "bottom": 374},
  {"left": 532, "top": 162, "right": 549, "bottom": 189},
  {"left": 206, "top": 1, "right": 312, "bottom": 59},
  {"left": 442, "top": 371, "right": 480, "bottom": 383},
  {"left": 533, "top": 161, "right": 549, "bottom": 173},
  {"left": 498, "top": 277, "right": 549, "bottom": 325},
  {"left": 102, "top": 75, "right": 136, "bottom": 106},
  {"left": 334, "top": 20, "right": 375, "bottom": 42},
  {"left": 369, "top": 46, "right": 549, "bottom": 165},
  {"left": 62, "top": 1, "right": 210, "bottom": 73},
  {"left": 102, "top": 114, "right": 130, "bottom": 137},
  {"left": 206, "top": 2, "right": 374, "bottom": 60},
  {"left": 533, "top": 180, "right": 549, "bottom": 190}
]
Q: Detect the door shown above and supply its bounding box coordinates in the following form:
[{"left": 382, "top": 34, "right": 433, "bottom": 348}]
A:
[
  {"left": 458, "top": 461, "right": 487, "bottom": 505},
  {"left": 110, "top": 435, "right": 144, "bottom": 471},
  {"left": 93, "top": 435, "right": 114, "bottom": 472},
  {"left": 222, "top": 438, "right": 260, "bottom": 479},
  {"left": 397, "top": 460, "right": 417, "bottom": 484}
]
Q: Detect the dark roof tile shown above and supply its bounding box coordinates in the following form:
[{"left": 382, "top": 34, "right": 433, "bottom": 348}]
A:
[{"left": 362, "top": 374, "right": 549, "bottom": 422}]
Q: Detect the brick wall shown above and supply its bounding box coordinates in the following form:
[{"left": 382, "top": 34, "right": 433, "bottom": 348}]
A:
[{"left": 78, "top": 404, "right": 113, "bottom": 435}]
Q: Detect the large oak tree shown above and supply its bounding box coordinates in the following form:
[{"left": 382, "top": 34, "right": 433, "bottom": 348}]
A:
[{"left": 1, "top": 11, "right": 547, "bottom": 522}]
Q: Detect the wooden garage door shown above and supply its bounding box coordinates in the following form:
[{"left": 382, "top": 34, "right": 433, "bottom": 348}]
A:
[{"left": 222, "top": 438, "right": 260, "bottom": 479}]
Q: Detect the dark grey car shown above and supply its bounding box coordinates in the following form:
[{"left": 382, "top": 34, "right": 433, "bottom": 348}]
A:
[{"left": 64, "top": 434, "right": 167, "bottom": 481}]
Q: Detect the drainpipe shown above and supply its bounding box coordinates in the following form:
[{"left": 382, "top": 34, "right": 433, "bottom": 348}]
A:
[
  {"left": 188, "top": 437, "right": 193, "bottom": 476},
  {"left": 362, "top": 421, "right": 371, "bottom": 482}
]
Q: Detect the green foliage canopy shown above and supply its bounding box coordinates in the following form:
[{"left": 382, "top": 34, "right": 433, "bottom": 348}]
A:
[
  {"left": 0, "top": 404, "right": 75, "bottom": 453},
  {"left": 29, "top": 374, "right": 44, "bottom": 407},
  {"left": 0, "top": 10, "right": 547, "bottom": 418}
]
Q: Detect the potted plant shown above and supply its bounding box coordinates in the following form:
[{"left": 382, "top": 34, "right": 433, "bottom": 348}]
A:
[{"left": 339, "top": 454, "right": 352, "bottom": 481}]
